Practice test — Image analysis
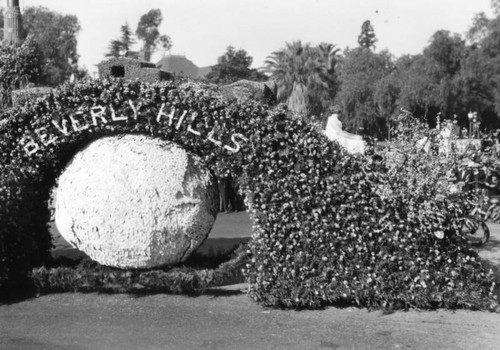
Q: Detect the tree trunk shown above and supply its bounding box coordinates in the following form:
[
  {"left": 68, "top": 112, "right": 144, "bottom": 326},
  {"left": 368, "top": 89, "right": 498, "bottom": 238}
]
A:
[{"left": 287, "top": 82, "right": 308, "bottom": 115}]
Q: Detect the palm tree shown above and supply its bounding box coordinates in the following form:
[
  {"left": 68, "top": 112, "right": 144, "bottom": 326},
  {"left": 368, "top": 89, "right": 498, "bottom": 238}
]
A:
[
  {"left": 318, "top": 42, "right": 341, "bottom": 73},
  {"left": 263, "top": 41, "right": 339, "bottom": 116},
  {"left": 313, "top": 42, "right": 341, "bottom": 115},
  {"left": 263, "top": 41, "right": 305, "bottom": 105}
]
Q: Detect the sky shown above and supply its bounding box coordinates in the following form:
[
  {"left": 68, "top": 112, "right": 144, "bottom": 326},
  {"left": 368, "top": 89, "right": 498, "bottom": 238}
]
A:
[{"left": 14, "top": 0, "right": 496, "bottom": 75}]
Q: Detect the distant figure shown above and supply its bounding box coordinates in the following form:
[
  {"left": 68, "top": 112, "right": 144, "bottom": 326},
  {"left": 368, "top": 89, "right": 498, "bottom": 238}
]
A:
[
  {"left": 438, "top": 123, "right": 452, "bottom": 156},
  {"left": 416, "top": 124, "right": 453, "bottom": 157},
  {"left": 485, "top": 170, "right": 500, "bottom": 197},
  {"left": 217, "top": 171, "right": 236, "bottom": 213},
  {"left": 461, "top": 127, "right": 468, "bottom": 138},
  {"left": 324, "top": 113, "right": 365, "bottom": 154},
  {"left": 416, "top": 135, "right": 431, "bottom": 154}
]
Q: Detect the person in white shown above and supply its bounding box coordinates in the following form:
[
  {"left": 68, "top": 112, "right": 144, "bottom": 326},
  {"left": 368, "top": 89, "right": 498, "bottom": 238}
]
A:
[{"left": 324, "top": 113, "right": 365, "bottom": 154}]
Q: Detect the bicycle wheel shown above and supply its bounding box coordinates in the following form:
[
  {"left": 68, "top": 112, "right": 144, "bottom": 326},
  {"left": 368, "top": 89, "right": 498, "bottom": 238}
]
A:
[
  {"left": 464, "top": 216, "right": 490, "bottom": 246},
  {"left": 477, "top": 220, "right": 491, "bottom": 245}
]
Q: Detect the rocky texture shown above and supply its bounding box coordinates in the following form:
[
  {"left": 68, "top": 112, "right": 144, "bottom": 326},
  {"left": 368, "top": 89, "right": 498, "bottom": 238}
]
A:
[
  {"left": 98, "top": 57, "right": 171, "bottom": 82},
  {"left": 54, "top": 134, "right": 218, "bottom": 269},
  {"left": 220, "top": 79, "right": 277, "bottom": 105}
]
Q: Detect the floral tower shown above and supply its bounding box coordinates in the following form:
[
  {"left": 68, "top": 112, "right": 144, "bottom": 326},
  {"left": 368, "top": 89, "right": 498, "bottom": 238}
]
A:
[{"left": 3, "top": 0, "right": 23, "bottom": 45}]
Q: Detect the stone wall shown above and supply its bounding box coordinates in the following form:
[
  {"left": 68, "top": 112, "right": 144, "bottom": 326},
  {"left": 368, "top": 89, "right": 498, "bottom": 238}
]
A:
[{"left": 98, "top": 57, "right": 172, "bottom": 82}]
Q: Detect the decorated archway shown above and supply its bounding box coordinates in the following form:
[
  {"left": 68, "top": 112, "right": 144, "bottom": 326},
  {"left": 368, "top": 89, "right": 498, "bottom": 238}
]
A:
[{"left": 0, "top": 78, "right": 497, "bottom": 310}]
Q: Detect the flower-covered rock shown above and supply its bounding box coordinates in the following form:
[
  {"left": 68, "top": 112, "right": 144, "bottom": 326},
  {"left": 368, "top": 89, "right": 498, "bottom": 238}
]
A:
[{"left": 55, "top": 134, "right": 218, "bottom": 268}]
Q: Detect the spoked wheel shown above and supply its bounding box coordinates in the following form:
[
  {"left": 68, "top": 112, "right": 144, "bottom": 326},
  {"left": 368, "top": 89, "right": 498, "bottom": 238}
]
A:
[{"left": 462, "top": 216, "right": 490, "bottom": 246}]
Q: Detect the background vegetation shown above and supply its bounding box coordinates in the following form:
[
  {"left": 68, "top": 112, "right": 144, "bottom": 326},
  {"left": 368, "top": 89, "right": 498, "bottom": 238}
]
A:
[
  {"left": 260, "top": 1, "right": 500, "bottom": 139},
  {"left": 3, "top": 2, "right": 500, "bottom": 138}
]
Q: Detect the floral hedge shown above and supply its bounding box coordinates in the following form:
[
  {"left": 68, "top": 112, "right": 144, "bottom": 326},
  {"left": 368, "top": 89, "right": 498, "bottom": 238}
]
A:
[{"left": 0, "top": 78, "right": 497, "bottom": 310}]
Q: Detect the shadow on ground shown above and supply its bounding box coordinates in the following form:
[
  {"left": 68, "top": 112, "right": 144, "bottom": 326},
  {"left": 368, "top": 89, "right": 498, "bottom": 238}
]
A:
[{"left": 478, "top": 222, "right": 500, "bottom": 299}]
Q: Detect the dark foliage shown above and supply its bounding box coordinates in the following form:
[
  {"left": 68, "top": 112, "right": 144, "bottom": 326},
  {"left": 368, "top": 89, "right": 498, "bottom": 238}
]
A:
[
  {"left": 205, "top": 46, "right": 266, "bottom": 85},
  {"left": 22, "top": 6, "right": 82, "bottom": 86}
]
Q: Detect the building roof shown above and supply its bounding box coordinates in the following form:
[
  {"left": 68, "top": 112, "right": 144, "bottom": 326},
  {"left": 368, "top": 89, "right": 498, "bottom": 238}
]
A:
[
  {"left": 156, "top": 55, "right": 212, "bottom": 79},
  {"left": 197, "top": 66, "right": 212, "bottom": 78}
]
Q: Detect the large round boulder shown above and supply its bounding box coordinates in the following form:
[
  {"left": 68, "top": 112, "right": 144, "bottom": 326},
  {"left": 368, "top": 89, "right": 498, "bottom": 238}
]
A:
[{"left": 54, "top": 134, "right": 218, "bottom": 268}]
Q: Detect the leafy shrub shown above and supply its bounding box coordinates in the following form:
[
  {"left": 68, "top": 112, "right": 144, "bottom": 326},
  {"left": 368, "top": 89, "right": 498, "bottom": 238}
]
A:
[
  {"left": 0, "top": 36, "right": 43, "bottom": 107},
  {"left": 0, "top": 78, "right": 497, "bottom": 311}
]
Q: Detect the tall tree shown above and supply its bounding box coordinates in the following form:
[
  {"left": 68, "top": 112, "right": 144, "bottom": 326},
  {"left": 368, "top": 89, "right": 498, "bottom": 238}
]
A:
[
  {"left": 205, "top": 46, "right": 266, "bottom": 85},
  {"left": 0, "top": 36, "right": 43, "bottom": 106},
  {"left": 395, "top": 31, "right": 466, "bottom": 125},
  {"left": 395, "top": 54, "right": 441, "bottom": 121},
  {"left": 425, "top": 30, "right": 465, "bottom": 76},
  {"left": 263, "top": 40, "right": 339, "bottom": 116},
  {"left": 158, "top": 34, "right": 173, "bottom": 55},
  {"left": 334, "top": 48, "right": 393, "bottom": 137},
  {"left": 120, "top": 23, "right": 135, "bottom": 54},
  {"left": 458, "top": 46, "right": 500, "bottom": 129},
  {"left": 476, "top": 16, "right": 500, "bottom": 57},
  {"left": 373, "top": 71, "right": 401, "bottom": 137},
  {"left": 460, "top": 1, "right": 500, "bottom": 128},
  {"left": 22, "top": 6, "right": 81, "bottom": 86},
  {"left": 467, "top": 0, "right": 500, "bottom": 56},
  {"left": 136, "top": 9, "right": 172, "bottom": 62},
  {"left": 358, "top": 20, "right": 377, "bottom": 49},
  {"left": 106, "top": 23, "right": 136, "bottom": 58},
  {"left": 492, "top": 0, "right": 500, "bottom": 15},
  {"left": 310, "top": 42, "right": 341, "bottom": 117},
  {"left": 106, "top": 40, "right": 123, "bottom": 58},
  {"left": 467, "top": 12, "right": 491, "bottom": 44}
]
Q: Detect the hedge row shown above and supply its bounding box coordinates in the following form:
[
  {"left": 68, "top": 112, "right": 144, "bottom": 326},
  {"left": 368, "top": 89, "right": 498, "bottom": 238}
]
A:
[
  {"left": 32, "top": 244, "right": 247, "bottom": 295},
  {"left": 0, "top": 78, "right": 497, "bottom": 310}
]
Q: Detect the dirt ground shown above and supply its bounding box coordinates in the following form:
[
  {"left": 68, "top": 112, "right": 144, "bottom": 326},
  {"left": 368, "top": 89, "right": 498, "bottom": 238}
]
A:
[
  {"left": 1, "top": 214, "right": 500, "bottom": 350},
  {"left": 1, "top": 284, "right": 499, "bottom": 350}
]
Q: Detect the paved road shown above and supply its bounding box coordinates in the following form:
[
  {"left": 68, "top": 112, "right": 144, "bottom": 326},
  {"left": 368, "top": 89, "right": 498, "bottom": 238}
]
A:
[
  {"left": 1, "top": 218, "right": 499, "bottom": 350},
  {"left": 1, "top": 285, "right": 499, "bottom": 350}
]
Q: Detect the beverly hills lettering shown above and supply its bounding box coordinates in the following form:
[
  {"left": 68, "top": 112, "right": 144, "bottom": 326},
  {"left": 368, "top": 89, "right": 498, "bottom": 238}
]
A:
[{"left": 22, "top": 100, "right": 248, "bottom": 156}]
